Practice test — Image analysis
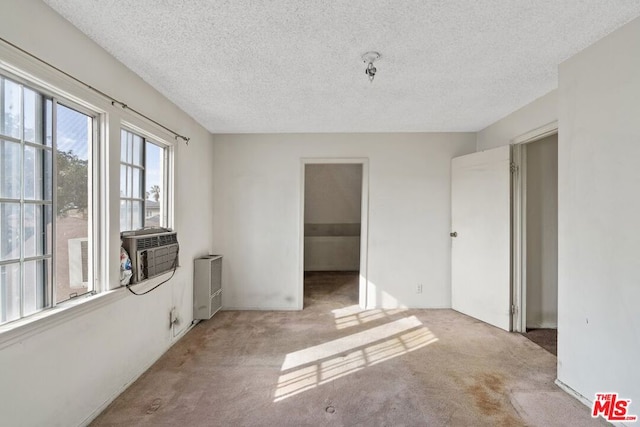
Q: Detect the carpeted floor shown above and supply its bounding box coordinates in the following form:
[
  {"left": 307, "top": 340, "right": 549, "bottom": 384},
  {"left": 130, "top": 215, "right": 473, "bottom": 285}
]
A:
[
  {"left": 91, "top": 272, "right": 604, "bottom": 426},
  {"left": 523, "top": 328, "right": 558, "bottom": 356}
]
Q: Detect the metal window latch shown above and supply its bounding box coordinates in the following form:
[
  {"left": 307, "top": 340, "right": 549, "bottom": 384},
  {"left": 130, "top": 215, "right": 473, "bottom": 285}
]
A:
[{"left": 450, "top": 231, "right": 457, "bottom": 237}]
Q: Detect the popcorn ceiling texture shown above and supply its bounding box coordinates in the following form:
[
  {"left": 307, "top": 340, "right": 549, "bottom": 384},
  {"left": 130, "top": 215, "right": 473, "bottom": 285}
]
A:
[{"left": 43, "top": 1, "right": 640, "bottom": 133}]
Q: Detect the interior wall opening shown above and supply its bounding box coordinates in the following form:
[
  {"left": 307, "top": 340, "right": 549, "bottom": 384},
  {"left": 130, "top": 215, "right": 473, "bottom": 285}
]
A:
[
  {"left": 303, "top": 163, "right": 363, "bottom": 309},
  {"left": 520, "top": 133, "right": 558, "bottom": 354}
]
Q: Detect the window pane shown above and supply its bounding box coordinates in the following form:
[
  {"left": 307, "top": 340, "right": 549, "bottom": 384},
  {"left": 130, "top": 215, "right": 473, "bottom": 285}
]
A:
[
  {"left": 57, "top": 104, "right": 90, "bottom": 158},
  {"left": 132, "top": 201, "right": 142, "bottom": 230},
  {"left": 120, "top": 129, "right": 128, "bottom": 162},
  {"left": 145, "top": 142, "right": 164, "bottom": 227},
  {"left": 0, "top": 263, "right": 20, "bottom": 324},
  {"left": 120, "top": 200, "right": 126, "bottom": 231},
  {"left": 120, "top": 165, "right": 127, "bottom": 198},
  {"left": 23, "top": 88, "right": 44, "bottom": 144},
  {"left": 56, "top": 105, "right": 89, "bottom": 215},
  {"left": 0, "top": 203, "right": 20, "bottom": 261},
  {"left": 55, "top": 211, "right": 89, "bottom": 302},
  {"left": 24, "top": 204, "right": 45, "bottom": 258},
  {"left": 0, "top": 140, "right": 21, "bottom": 199},
  {"left": 45, "top": 204, "right": 52, "bottom": 256},
  {"left": 24, "top": 146, "right": 45, "bottom": 200},
  {"left": 43, "top": 149, "right": 53, "bottom": 201},
  {"left": 55, "top": 104, "right": 91, "bottom": 304},
  {"left": 23, "top": 259, "right": 46, "bottom": 316},
  {"left": 132, "top": 134, "right": 142, "bottom": 166},
  {"left": 132, "top": 167, "right": 141, "bottom": 199},
  {"left": 120, "top": 132, "right": 167, "bottom": 231},
  {"left": 1, "top": 78, "right": 21, "bottom": 139},
  {"left": 120, "top": 200, "right": 130, "bottom": 232},
  {"left": 127, "top": 131, "right": 133, "bottom": 163},
  {"left": 44, "top": 99, "right": 52, "bottom": 147},
  {"left": 127, "top": 167, "right": 133, "bottom": 198}
]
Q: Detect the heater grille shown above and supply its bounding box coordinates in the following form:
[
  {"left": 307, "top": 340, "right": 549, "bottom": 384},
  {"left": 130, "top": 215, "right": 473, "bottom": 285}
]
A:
[{"left": 194, "top": 255, "right": 222, "bottom": 320}]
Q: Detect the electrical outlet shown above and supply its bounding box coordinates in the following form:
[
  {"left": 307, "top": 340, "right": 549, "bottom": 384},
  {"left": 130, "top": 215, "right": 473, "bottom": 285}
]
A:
[
  {"left": 169, "top": 307, "right": 178, "bottom": 328},
  {"left": 417, "top": 284, "right": 423, "bottom": 294}
]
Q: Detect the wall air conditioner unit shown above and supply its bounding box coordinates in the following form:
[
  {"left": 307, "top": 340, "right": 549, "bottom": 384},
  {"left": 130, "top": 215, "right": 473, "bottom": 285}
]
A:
[
  {"left": 121, "top": 229, "right": 179, "bottom": 284},
  {"left": 68, "top": 237, "right": 89, "bottom": 288}
]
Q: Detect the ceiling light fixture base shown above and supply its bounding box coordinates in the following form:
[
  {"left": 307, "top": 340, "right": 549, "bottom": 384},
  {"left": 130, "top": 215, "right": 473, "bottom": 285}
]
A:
[
  {"left": 362, "top": 51, "right": 381, "bottom": 83},
  {"left": 361, "top": 51, "right": 381, "bottom": 63}
]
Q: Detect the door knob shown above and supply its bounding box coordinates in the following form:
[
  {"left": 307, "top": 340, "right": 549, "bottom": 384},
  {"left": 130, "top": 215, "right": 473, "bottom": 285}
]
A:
[{"left": 450, "top": 231, "right": 457, "bottom": 237}]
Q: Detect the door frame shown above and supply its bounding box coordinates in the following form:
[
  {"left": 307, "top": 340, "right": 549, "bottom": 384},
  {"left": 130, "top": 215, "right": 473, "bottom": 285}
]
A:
[
  {"left": 511, "top": 121, "right": 558, "bottom": 332},
  {"left": 299, "top": 158, "right": 370, "bottom": 310}
]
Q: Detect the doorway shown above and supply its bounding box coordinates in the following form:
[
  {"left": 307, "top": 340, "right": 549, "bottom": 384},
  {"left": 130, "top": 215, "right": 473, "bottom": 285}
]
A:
[
  {"left": 450, "top": 125, "right": 558, "bottom": 351},
  {"left": 300, "top": 160, "right": 368, "bottom": 310},
  {"left": 513, "top": 129, "right": 558, "bottom": 354}
]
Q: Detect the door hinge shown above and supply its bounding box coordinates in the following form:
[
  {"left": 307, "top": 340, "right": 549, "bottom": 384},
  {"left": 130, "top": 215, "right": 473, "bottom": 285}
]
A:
[
  {"left": 511, "top": 304, "right": 516, "bottom": 315},
  {"left": 510, "top": 162, "right": 518, "bottom": 174}
]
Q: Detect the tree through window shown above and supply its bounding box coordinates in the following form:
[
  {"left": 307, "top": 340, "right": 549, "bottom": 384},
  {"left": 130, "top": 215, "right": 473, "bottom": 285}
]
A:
[{"left": 0, "top": 73, "right": 97, "bottom": 324}]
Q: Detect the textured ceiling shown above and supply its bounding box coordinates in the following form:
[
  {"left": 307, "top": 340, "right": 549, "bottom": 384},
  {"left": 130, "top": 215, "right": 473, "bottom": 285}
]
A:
[{"left": 43, "top": 1, "right": 640, "bottom": 133}]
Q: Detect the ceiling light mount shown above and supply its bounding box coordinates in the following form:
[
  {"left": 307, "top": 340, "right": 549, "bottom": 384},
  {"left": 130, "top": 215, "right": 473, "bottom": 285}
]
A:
[{"left": 362, "top": 51, "right": 381, "bottom": 83}]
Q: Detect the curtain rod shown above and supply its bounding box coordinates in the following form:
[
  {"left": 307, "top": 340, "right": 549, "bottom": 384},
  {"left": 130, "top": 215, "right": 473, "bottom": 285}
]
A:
[{"left": 0, "top": 37, "right": 190, "bottom": 145}]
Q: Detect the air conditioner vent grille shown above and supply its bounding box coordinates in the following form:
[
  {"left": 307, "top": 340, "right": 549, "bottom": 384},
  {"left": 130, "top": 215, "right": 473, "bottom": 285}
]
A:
[
  {"left": 134, "top": 233, "right": 178, "bottom": 250},
  {"left": 121, "top": 231, "right": 179, "bottom": 283},
  {"left": 137, "top": 237, "right": 155, "bottom": 249},
  {"left": 159, "top": 234, "right": 178, "bottom": 246}
]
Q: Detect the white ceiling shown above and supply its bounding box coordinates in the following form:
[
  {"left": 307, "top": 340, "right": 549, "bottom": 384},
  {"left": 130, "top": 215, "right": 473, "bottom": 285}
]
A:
[{"left": 44, "top": 1, "right": 640, "bottom": 134}]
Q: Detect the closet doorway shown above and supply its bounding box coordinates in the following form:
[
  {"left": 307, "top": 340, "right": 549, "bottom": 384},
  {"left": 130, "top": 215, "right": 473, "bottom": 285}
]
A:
[
  {"left": 300, "top": 160, "right": 369, "bottom": 310},
  {"left": 513, "top": 130, "right": 558, "bottom": 354}
]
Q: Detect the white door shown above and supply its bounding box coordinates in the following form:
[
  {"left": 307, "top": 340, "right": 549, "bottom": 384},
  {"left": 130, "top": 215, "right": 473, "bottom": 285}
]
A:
[{"left": 451, "top": 146, "right": 511, "bottom": 331}]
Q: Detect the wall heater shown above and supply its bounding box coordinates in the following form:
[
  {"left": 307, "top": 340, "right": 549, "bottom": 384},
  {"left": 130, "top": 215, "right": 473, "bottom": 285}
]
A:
[{"left": 193, "top": 255, "right": 222, "bottom": 320}]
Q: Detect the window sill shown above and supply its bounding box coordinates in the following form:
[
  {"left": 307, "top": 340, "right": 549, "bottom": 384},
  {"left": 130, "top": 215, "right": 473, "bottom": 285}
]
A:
[
  {"left": 0, "top": 289, "right": 122, "bottom": 350},
  {"left": 0, "top": 270, "right": 176, "bottom": 350}
]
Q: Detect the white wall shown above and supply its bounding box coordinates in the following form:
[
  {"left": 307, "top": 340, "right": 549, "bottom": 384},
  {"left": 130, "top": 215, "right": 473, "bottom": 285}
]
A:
[
  {"left": 557, "top": 16, "right": 640, "bottom": 409},
  {"left": 476, "top": 14, "right": 640, "bottom": 412},
  {"left": 304, "top": 164, "right": 362, "bottom": 225},
  {"left": 525, "top": 135, "right": 558, "bottom": 329},
  {"left": 304, "top": 164, "right": 362, "bottom": 271},
  {"left": 212, "top": 133, "right": 476, "bottom": 310},
  {"left": 0, "top": 1, "right": 215, "bottom": 426},
  {"left": 476, "top": 90, "right": 557, "bottom": 151}
]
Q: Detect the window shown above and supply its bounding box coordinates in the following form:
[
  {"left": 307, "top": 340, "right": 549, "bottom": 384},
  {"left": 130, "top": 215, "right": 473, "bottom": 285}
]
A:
[
  {"left": 0, "top": 73, "right": 97, "bottom": 325},
  {"left": 120, "top": 129, "right": 167, "bottom": 231}
]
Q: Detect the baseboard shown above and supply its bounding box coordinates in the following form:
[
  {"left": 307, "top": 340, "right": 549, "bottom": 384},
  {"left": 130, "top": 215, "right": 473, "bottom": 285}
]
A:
[
  {"left": 554, "top": 378, "right": 592, "bottom": 408},
  {"left": 78, "top": 320, "right": 198, "bottom": 427},
  {"left": 526, "top": 322, "right": 558, "bottom": 329},
  {"left": 222, "top": 305, "right": 452, "bottom": 311},
  {"left": 222, "top": 306, "right": 300, "bottom": 311}
]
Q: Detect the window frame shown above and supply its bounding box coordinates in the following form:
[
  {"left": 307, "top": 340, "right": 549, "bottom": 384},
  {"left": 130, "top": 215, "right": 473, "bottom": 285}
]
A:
[
  {"left": 0, "top": 77, "right": 54, "bottom": 319},
  {"left": 119, "top": 129, "right": 146, "bottom": 231},
  {"left": 119, "top": 122, "right": 172, "bottom": 232},
  {"left": 0, "top": 40, "right": 178, "bottom": 340},
  {"left": 52, "top": 99, "right": 101, "bottom": 304},
  {"left": 0, "top": 68, "right": 102, "bottom": 325}
]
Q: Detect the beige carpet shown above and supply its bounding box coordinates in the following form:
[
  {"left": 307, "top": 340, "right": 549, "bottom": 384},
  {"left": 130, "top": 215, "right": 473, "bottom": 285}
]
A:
[
  {"left": 91, "top": 272, "right": 605, "bottom": 426},
  {"left": 523, "top": 328, "right": 557, "bottom": 356}
]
